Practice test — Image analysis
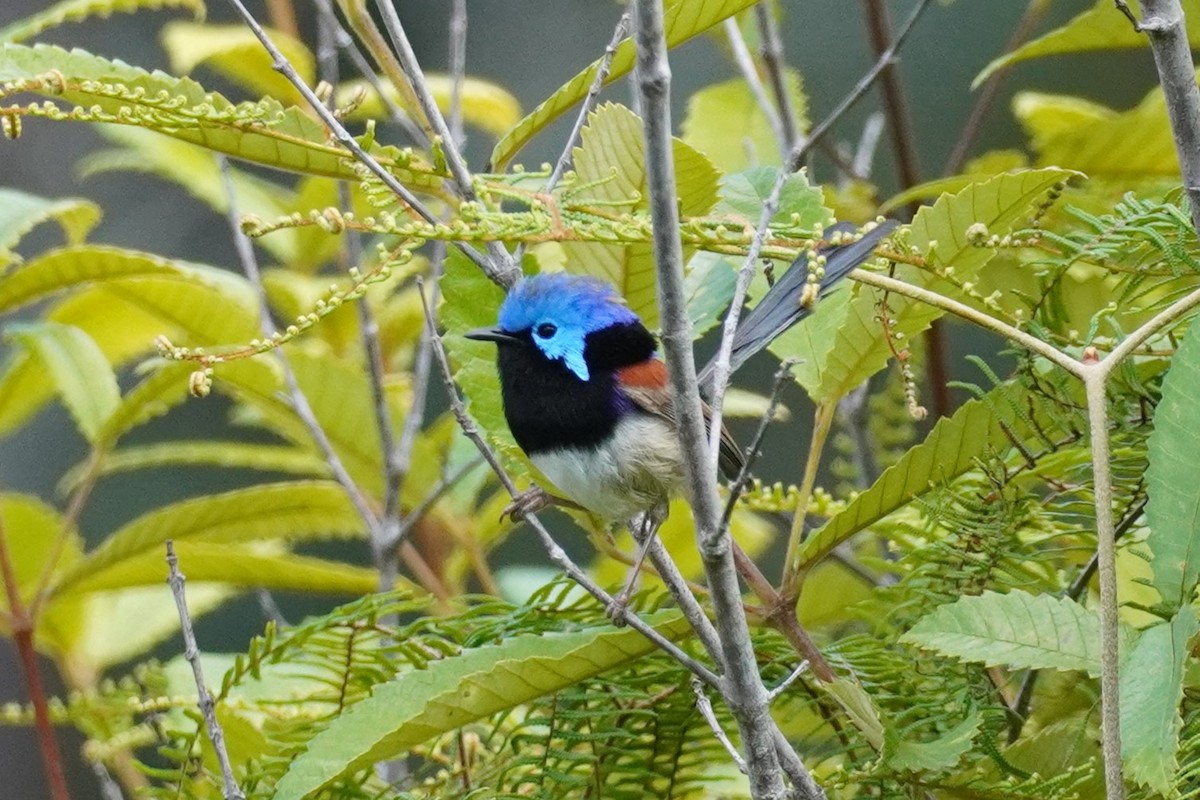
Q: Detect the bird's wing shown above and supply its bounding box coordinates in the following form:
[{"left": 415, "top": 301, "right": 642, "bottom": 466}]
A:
[{"left": 616, "top": 360, "right": 746, "bottom": 480}]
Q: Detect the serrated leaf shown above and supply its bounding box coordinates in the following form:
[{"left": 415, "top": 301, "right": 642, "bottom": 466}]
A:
[
  {"left": 491, "top": 0, "right": 760, "bottom": 168},
  {"left": 974, "top": 0, "right": 1200, "bottom": 87},
  {"left": 684, "top": 251, "right": 736, "bottom": 337},
  {"left": 822, "top": 677, "right": 884, "bottom": 750},
  {"left": 60, "top": 441, "right": 329, "bottom": 494},
  {"left": 0, "top": 253, "right": 259, "bottom": 436},
  {"left": 5, "top": 322, "right": 119, "bottom": 442},
  {"left": 717, "top": 166, "right": 831, "bottom": 232},
  {"left": 0, "top": 0, "right": 203, "bottom": 44},
  {"left": 1119, "top": 607, "right": 1197, "bottom": 794},
  {"left": 883, "top": 709, "right": 981, "bottom": 772},
  {"left": 901, "top": 590, "right": 1102, "bottom": 675},
  {"left": 53, "top": 481, "right": 367, "bottom": 593},
  {"left": 0, "top": 188, "right": 99, "bottom": 267},
  {"left": 681, "top": 70, "right": 808, "bottom": 173},
  {"left": 1146, "top": 318, "right": 1200, "bottom": 610},
  {"left": 771, "top": 168, "right": 1079, "bottom": 403},
  {"left": 798, "top": 391, "right": 1012, "bottom": 569},
  {"left": 1015, "top": 86, "right": 1183, "bottom": 179},
  {"left": 274, "top": 612, "right": 691, "bottom": 800},
  {"left": 340, "top": 74, "right": 522, "bottom": 139},
  {"left": 58, "top": 541, "right": 407, "bottom": 596},
  {"left": 0, "top": 43, "right": 441, "bottom": 186},
  {"left": 162, "top": 22, "right": 314, "bottom": 105},
  {"left": 562, "top": 103, "right": 720, "bottom": 329}
]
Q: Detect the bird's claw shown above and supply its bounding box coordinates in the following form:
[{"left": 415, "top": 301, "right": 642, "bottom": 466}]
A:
[
  {"left": 500, "top": 486, "right": 554, "bottom": 523},
  {"left": 605, "top": 590, "right": 633, "bottom": 627}
]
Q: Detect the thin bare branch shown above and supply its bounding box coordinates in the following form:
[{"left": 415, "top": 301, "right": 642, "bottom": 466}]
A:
[
  {"left": 692, "top": 677, "right": 748, "bottom": 774},
  {"left": 631, "top": 2, "right": 805, "bottom": 796},
  {"left": 165, "top": 541, "right": 245, "bottom": 800},
  {"left": 754, "top": 2, "right": 801, "bottom": 150},
  {"left": 720, "top": 359, "right": 795, "bottom": 529},
  {"left": 220, "top": 0, "right": 502, "bottom": 280},
  {"left": 723, "top": 16, "right": 785, "bottom": 154}
]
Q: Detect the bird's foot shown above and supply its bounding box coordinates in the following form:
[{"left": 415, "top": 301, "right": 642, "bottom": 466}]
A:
[
  {"left": 605, "top": 590, "right": 633, "bottom": 627},
  {"left": 500, "top": 486, "right": 581, "bottom": 523}
]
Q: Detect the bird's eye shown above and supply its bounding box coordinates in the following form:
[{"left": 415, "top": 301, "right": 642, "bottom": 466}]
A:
[{"left": 536, "top": 322, "right": 557, "bottom": 339}]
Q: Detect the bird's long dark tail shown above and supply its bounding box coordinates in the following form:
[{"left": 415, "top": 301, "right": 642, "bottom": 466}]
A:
[{"left": 698, "top": 219, "right": 898, "bottom": 390}]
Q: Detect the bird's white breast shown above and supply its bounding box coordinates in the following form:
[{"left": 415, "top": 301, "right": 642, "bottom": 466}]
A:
[{"left": 531, "top": 413, "right": 685, "bottom": 523}]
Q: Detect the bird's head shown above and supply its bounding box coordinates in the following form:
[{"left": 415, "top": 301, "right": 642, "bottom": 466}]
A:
[{"left": 466, "top": 273, "right": 648, "bottom": 381}]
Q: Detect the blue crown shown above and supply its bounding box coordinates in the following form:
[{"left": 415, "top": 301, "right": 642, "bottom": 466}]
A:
[{"left": 498, "top": 273, "right": 638, "bottom": 334}]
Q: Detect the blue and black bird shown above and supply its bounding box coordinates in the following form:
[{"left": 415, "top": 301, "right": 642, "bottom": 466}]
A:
[{"left": 466, "top": 222, "right": 896, "bottom": 526}]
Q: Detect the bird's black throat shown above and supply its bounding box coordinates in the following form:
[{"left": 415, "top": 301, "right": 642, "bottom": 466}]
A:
[{"left": 493, "top": 321, "right": 657, "bottom": 454}]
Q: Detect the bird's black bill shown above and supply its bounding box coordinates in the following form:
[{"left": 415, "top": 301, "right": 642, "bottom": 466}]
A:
[{"left": 465, "top": 326, "right": 522, "bottom": 344}]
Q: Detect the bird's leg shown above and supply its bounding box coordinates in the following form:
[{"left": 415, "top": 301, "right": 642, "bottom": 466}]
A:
[
  {"left": 500, "top": 486, "right": 582, "bottom": 522},
  {"left": 606, "top": 503, "right": 667, "bottom": 624}
]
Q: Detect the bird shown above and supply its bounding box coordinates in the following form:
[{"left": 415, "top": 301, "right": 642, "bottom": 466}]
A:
[{"left": 465, "top": 221, "right": 895, "bottom": 595}]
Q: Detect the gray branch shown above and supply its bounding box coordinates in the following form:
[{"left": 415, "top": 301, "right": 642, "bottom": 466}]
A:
[
  {"left": 165, "top": 542, "right": 245, "bottom": 800},
  {"left": 1136, "top": 0, "right": 1200, "bottom": 234},
  {"left": 630, "top": 2, "right": 817, "bottom": 798}
]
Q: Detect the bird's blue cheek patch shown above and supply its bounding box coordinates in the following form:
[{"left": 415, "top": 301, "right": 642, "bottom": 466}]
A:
[{"left": 536, "top": 330, "right": 590, "bottom": 381}]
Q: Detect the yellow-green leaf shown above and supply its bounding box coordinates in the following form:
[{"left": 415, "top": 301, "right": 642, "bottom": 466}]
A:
[
  {"left": 5, "top": 322, "right": 119, "bottom": 442},
  {"left": 562, "top": 103, "right": 720, "bottom": 329},
  {"left": 771, "top": 168, "right": 1079, "bottom": 403},
  {"left": 974, "top": 0, "right": 1200, "bottom": 88},
  {"left": 162, "top": 22, "right": 313, "bottom": 105},
  {"left": 274, "top": 612, "right": 691, "bottom": 800},
  {"left": 0, "top": 187, "right": 99, "bottom": 267},
  {"left": 340, "top": 75, "right": 522, "bottom": 139},
  {"left": 491, "top": 0, "right": 760, "bottom": 169},
  {"left": 53, "top": 481, "right": 367, "bottom": 592},
  {"left": 0, "top": 493, "right": 82, "bottom": 614},
  {"left": 681, "top": 70, "right": 807, "bottom": 173},
  {"left": 0, "top": 43, "right": 441, "bottom": 186},
  {"left": 0, "top": 0, "right": 203, "bottom": 44}
]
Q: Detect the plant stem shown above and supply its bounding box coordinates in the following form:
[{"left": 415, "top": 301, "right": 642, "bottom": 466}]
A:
[
  {"left": 165, "top": 542, "right": 246, "bottom": 800},
  {"left": 754, "top": 2, "right": 800, "bottom": 150},
  {"left": 783, "top": 401, "right": 836, "bottom": 597},
  {"left": 1136, "top": 0, "right": 1200, "bottom": 234},
  {"left": 1082, "top": 366, "right": 1123, "bottom": 800},
  {"left": 0, "top": 506, "right": 71, "bottom": 800},
  {"left": 631, "top": 2, "right": 808, "bottom": 797}
]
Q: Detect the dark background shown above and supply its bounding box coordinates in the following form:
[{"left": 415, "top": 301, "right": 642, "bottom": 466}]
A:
[{"left": 0, "top": 1, "right": 1157, "bottom": 797}]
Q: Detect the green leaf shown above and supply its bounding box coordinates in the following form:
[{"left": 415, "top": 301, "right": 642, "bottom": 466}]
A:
[
  {"left": 0, "top": 187, "right": 99, "bottom": 267},
  {"left": 1146, "top": 317, "right": 1200, "bottom": 610},
  {"left": 717, "top": 166, "right": 831, "bottom": 232},
  {"left": 491, "top": 0, "right": 760, "bottom": 169},
  {"left": 340, "top": 75, "right": 522, "bottom": 139},
  {"left": 974, "top": 0, "right": 1200, "bottom": 87},
  {"left": 681, "top": 70, "right": 808, "bottom": 173},
  {"left": 821, "top": 677, "right": 884, "bottom": 750},
  {"left": 5, "top": 322, "right": 119, "bottom": 442},
  {"left": 439, "top": 248, "right": 520, "bottom": 453},
  {"left": 58, "top": 541, "right": 407, "bottom": 596},
  {"left": 0, "top": 43, "right": 441, "bottom": 186},
  {"left": 1015, "top": 87, "right": 1184, "bottom": 179},
  {"left": 273, "top": 613, "right": 691, "bottom": 800},
  {"left": 771, "top": 168, "right": 1079, "bottom": 403},
  {"left": 684, "top": 252, "right": 736, "bottom": 337},
  {"left": 0, "top": 244, "right": 206, "bottom": 315},
  {"left": 0, "top": 0, "right": 203, "bottom": 44},
  {"left": 162, "top": 22, "right": 314, "bottom": 105},
  {"left": 883, "top": 709, "right": 981, "bottom": 772},
  {"left": 60, "top": 441, "right": 329, "bottom": 494},
  {"left": 0, "top": 251, "right": 259, "bottom": 437},
  {"left": 798, "top": 390, "right": 1017, "bottom": 569},
  {"left": 1119, "top": 607, "right": 1197, "bottom": 794},
  {"left": 561, "top": 103, "right": 720, "bottom": 329},
  {"left": 53, "top": 481, "right": 367, "bottom": 593},
  {"left": 901, "top": 590, "right": 1103, "bottom": 676},
  {"left": 0, "top": 493, "right": 81, "bottom": 612}
]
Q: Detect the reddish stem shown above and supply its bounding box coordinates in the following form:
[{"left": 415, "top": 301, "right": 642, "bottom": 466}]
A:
[{"left": 0, "top": 511, "right": 71, "bottom": 800}]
